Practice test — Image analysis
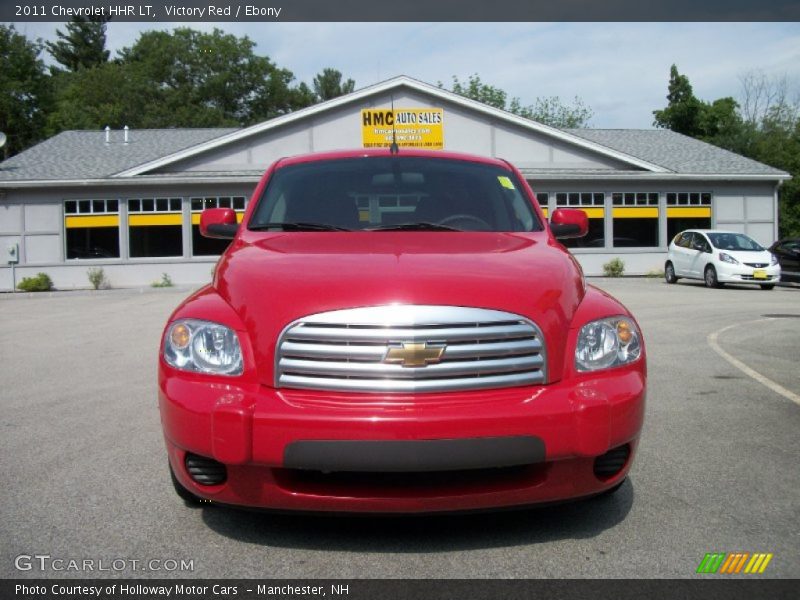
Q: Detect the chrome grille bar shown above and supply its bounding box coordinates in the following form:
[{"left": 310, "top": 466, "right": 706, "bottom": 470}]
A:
[
  {"left": 284, "top": 323, "right": 534, "bottom": 343},
  {"left": 275, "top": 305, "right": 547, "bottom": 393}
]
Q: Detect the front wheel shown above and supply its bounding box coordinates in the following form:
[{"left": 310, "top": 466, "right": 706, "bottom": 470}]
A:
[
  {"left": 704, "top": 265, "right": 722, "bottom": 288},
  {"left": 665, "top": 262, "right": 678, "bottom": 284},
  {"left": 760, "top": 284, "right": 775, "bottom": 290}
]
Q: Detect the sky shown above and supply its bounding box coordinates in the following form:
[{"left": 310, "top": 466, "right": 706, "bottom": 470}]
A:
[{"left": 10, "top": 21, "right": 800, "bottom": 128}]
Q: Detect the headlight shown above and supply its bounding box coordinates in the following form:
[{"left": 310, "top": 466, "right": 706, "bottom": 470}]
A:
[
  {"left": 719, "top": 252, "right": 739, "bottom": 265},
  {"left": 770, "top": 254, "right": 779, "bottom": 266},
  {"left": 575, "top": 316, "right": 642, "bottom": 372},
  {"left": 164, "top": 319, "right": 243, "bottom": 375}
]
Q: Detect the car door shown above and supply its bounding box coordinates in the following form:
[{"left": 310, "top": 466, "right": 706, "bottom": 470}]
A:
[
  {"left": 687, "top": 233, "right": 712, "bottom": 278},
  {"left": 671, "top": 231, "right": 693, "bottom": 276},
  {"left": 774, "top": 241, "right": 800, "bottom": 277}
]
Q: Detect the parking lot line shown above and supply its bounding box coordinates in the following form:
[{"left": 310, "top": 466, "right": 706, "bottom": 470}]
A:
[{"left": 707, "top": 319, "right": 800, "bottom": 407}]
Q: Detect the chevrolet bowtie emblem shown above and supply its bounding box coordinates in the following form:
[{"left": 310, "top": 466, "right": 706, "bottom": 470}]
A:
[{"left": 384, "top": 342, "right": 446, "bottom": 367}]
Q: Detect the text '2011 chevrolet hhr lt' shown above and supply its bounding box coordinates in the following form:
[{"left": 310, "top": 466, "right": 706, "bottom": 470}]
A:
[{"left": 159, "top": 149, "right": 646, "bottom": 513}]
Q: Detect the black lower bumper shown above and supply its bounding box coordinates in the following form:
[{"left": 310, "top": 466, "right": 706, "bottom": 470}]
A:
[{"left": 283, "top": 436, "right": 546, "bottom": 472}]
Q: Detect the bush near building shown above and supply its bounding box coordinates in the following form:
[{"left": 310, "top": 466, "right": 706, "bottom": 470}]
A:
[
  {"left": 17, "top": 272, "right": 53, "bottom": 291},
  {"left": 603, "top": 258, "right": 625, "bottom": 277}
]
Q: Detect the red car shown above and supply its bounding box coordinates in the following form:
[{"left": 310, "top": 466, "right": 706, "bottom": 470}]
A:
[{"left": 159, "top": 149, "right": 646, "bottom": 513}]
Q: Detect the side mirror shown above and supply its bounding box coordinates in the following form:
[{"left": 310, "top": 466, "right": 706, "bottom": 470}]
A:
[
  {"left": 550, "top": 208, "right": 588, "bottom": 239},
  {"left": 200, "top": 208, "right": 238, "bottom": 239}
]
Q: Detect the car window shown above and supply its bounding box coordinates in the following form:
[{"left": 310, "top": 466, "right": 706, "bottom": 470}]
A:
[
  {"left": 249, "top": 157, "right": 543, "bottom": 232},
  {"left": 675, "top": 232, "right": 692, "bottom": 248},
  {"left": 707, "top": 232, "right": 764, "bottom": 251},
  {"left": 782, "top": 241, "right": 800, "bottom": 252},
  {"left": 693, "top": 234, "right": 711, "bottom": 253}
]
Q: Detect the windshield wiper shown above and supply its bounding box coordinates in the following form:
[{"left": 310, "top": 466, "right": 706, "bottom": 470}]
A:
[
  {"left": 249, "top": 222, "right": 351, "bottom": 231},
  {"left": 367, "top": 222, "right": 461, "bottom": 232}
]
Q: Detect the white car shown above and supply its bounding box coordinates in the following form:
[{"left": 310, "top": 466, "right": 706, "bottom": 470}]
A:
[{"left": 665, "top": 229, "right": 781, "bottom": 290}]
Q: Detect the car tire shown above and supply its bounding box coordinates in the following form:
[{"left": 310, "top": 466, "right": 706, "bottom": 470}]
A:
[
  {"left": 664, "top": 262, "right": 678, "bottom": 284},
  {"left": 169, "top": 461, "right": 202, "bottom": 505},
  {"left": 704, "top": 265, "right": 722, "bottom": 288},
  {"left": 760, "top": 284, "right": 775, "bottom": 290}
]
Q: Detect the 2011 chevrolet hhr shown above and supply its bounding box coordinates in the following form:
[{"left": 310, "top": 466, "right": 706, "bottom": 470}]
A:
[{"left": 159, "top": 149, "right": 646, "bottom": 512}]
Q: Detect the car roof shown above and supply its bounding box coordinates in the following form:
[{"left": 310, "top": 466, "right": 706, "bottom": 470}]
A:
[
  {"left": 274, "top": 148, "right": 513, "bottom": 170},
  {"left": 680, "top": 229, "right": 748, "bottom": 235}
]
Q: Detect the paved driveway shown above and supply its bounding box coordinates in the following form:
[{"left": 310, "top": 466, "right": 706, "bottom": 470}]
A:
[{"left": 0, "top": 279, "right": 797, "bottom": 578}]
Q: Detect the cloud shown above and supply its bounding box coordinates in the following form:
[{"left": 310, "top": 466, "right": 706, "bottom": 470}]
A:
[{"left": 7, "top": 21, "right": 799, "bottom": 128}]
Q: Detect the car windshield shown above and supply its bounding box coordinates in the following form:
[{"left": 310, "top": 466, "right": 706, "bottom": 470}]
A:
[
  {"left": 249, "top": 156, "right": 542, "bottom": 232},
  {"left": 706, "top": 232, "right": 764, "bottom": 252}
]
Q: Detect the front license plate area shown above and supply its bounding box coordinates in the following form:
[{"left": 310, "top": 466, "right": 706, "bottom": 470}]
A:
[{"left": 753, "top": 269, "right": 767, "bottom": 279}]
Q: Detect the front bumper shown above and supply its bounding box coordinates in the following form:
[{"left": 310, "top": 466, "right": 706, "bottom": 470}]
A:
[
  {"left": 159, "top": 368, "right": 645, "bottom": 513},
  {"left": 715, "top": 262, "right": 780, "bottom": 284}
]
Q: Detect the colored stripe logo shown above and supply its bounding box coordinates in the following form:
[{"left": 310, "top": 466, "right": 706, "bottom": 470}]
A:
[{"left": 697, "top": 553, "right": 773, "bottom": 574}]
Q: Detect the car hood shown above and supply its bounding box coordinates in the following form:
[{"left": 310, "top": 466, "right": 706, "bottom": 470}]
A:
[
  {"left": 719, "top": 249, "right": 775, "bottom": 264},
  {"left": 216, "top": 232, "right": 585, "bottom": 386}
]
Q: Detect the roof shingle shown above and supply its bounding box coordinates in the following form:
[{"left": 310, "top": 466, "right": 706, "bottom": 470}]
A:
[
  {"left": 564, "top": 128, "right": 786, "bottom": 176},
  {"left": 0, "top": 128, "right": 238, "bottom": 181}
]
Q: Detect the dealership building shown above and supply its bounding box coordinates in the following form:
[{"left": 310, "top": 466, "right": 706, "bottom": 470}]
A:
[{"left": 0, "top": 75, "right": 790, "bottom": 291}]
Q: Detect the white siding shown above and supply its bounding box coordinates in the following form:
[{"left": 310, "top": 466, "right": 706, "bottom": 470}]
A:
[
  {"left": 25, "top": 234, "right": 62, "bottom": 264},
  {"left": 24, "top": 203, "right": 61, "bottom": 232},
  {"left": 0, "top": 204, "right": 22, "bottom": 233}
]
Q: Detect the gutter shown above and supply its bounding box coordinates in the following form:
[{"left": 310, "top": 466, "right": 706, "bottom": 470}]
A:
[{"left": 0, "top": 170, "right": 791, "bottom": 190}]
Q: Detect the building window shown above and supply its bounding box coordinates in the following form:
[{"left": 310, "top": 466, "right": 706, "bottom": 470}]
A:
[
  {"left": 667, "top": 192, "right": 712, "bottom": 240},
  {"left": 128, "top": 198, "right": 183, "bottom": 258},
  {"left": 536, "top": 192, "right": 549, "bottom": 218},
  {"left": 64, "top": 199, "right": 120, "bottom": 259},
  {"left": 190, "top": 196, "right": 247, "bottom": 256},
  {"left": 554, "top": 192, "right": 605, "bottom": 248},
  {"left": 611, "top": 192, "right": 659, "bottom": 247}
]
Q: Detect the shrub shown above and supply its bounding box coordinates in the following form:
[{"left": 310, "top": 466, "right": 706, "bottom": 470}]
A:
[
  {"left": 151, "top": 273, "right": 173, "bottom": 288},
  {"left": 87, "top": 267, "right": 108, "bottom": 290},
  {"left": 17, "top": 272, "right": 53, "bottom": 292},
  {"left": 603, "top": 258, "right": 625, "bottom": 277}
]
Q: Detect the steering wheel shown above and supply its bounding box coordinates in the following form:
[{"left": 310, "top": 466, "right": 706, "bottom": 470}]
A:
[{"left": 437, "top": 214, "right": 492, "bottom": 231}]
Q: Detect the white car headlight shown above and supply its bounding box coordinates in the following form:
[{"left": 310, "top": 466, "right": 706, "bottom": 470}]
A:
[
  {"left": 164, "top": 319, "right": 243, "bottom": 376},
  {"left": 575, "top": 316, "right": 642, "bottom": 372},
  {"left": 770, "top": 254, "right": 779, "bottom": 266},
  {"left": 719, "top": 252, "right": 739, "bottom": 265}
]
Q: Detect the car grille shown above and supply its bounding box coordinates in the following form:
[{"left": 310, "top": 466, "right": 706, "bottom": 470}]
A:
[
  {"left": 275, "top": 305, "right": 546, "bottom": 393},
  {"left": 744, "top": 262, "right": 769, "bottom": 268}
]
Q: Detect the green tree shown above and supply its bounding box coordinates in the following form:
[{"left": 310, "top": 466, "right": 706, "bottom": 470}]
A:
[
  {"left": 442, "top": 74, "right": 593, "bottom": 128},
  {"left": 653, "top": 65, "right": 800, "bottom": 238},
  {"left": 49, "top": 27, "right": 318, "bottom": 132},
  {"left": 313, "top": 68, "right": 355, "bottom": 101},
  {"left": 47, "top": 62, "right": 158, "bottom": 132},
  {"left": 447, "top": 74, "right": 508, "bottom": 110},
  {"left": 516, "top": 96, "right": 594, "bottom": 129},
  {"left": 46, "top": 16, "right": 110, "bottom": 72},
  {"left": 118, "top": 27, "right": 311, "bottom": 125},
  {"left": 753, "top": 105, "right": 800, "bottom": 237},
  {"left": 0, "top": 25, "right": 51, "bottom": 158},
  {"left": 652, "top": 64, "right": 704, "bottom": 136}
]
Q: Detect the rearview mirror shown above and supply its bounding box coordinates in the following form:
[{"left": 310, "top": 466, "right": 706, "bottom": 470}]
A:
[
  {"left": 550, "top": 209, "right": 588, "bottom": 239},
  {"left": 200, "top": 208, "right": 238, "bottom": 239}
]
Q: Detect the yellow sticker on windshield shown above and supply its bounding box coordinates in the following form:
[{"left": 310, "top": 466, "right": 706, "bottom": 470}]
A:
[{"left": 498, "top": 176, "right": 515, "bottom": 190}]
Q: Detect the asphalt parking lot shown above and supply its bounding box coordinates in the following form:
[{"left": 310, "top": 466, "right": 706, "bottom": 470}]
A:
[{"left": 0, "top": 278, "right": 798, "bottom": 579}]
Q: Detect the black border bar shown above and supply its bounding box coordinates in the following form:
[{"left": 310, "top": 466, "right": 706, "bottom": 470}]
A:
[
  {"left": 4, "top": 579, "right": 799, "bottom": 600},
  {"left": 3, "top": 0, "right": 800, "bottom": 22}
]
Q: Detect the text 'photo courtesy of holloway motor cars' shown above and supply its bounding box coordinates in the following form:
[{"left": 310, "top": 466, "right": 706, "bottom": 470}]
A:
[{"left": 158, "top": 148, "right": 646, "bottom": 513}]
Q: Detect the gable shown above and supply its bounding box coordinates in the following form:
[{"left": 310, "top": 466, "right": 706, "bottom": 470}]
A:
[{"left": 154, "top": 85, "right": 643, "bottom": 175}]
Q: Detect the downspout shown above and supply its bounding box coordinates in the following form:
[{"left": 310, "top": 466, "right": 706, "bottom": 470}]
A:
[{"left": 774, "top": 180, "right": 783, "bottom": 241}]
